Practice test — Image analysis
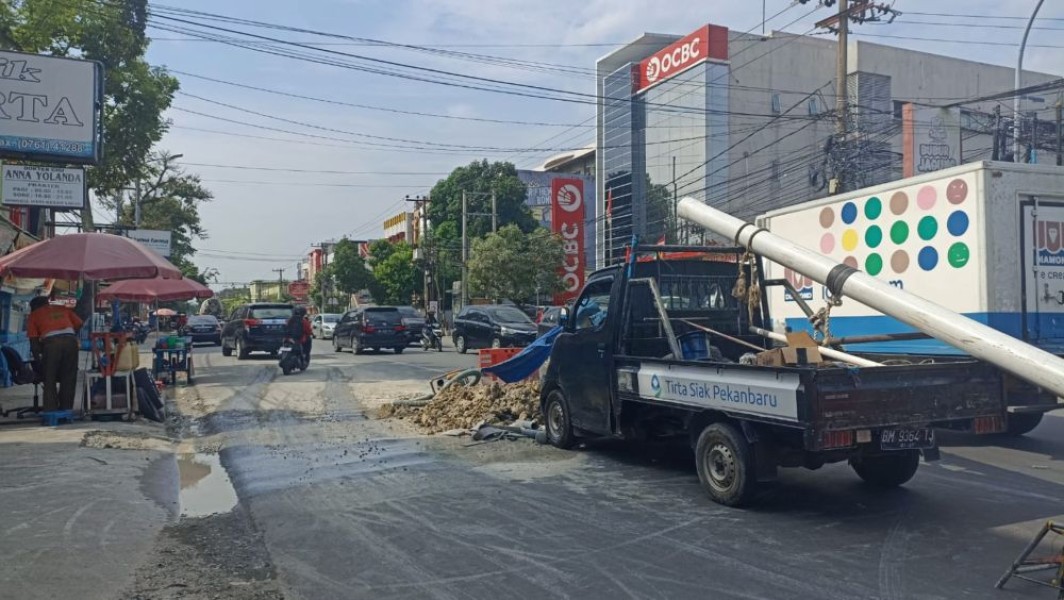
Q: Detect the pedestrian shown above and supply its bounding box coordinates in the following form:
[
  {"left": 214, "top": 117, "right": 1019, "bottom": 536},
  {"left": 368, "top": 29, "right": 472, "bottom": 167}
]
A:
[{"left": 27, "top": 296, "right": 84, "bottom": 411}]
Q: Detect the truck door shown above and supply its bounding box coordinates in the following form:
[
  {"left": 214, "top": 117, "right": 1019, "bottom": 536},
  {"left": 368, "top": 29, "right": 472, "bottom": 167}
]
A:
[
  {"left": 1021, "top": 199, "right": 1064, "bottom": 347},
  {"left": 552, "top": 276, "right": 616, "bottom": 435}
]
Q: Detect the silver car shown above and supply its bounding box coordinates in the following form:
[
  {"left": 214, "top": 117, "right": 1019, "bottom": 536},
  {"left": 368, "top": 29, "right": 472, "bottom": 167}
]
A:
[{"left": 312, "top": 313, "right": 341, "bottom": 339}]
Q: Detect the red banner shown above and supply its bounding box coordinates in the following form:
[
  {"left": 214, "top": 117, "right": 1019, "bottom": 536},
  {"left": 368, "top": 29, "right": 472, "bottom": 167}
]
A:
[
  {"left": 634, "top": 24, "right": 728, "bottom": 94},
  {"left": 551, "top": 178, "right": 586, "bottom": 305},
  {"left": 287, "top": 280, "right": 310, "bottom": 300}
]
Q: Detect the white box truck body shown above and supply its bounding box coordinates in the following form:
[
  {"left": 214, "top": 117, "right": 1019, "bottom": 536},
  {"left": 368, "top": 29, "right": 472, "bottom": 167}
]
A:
[{"left": 759, "top": 161, "right": 1064, "bottom": 356}]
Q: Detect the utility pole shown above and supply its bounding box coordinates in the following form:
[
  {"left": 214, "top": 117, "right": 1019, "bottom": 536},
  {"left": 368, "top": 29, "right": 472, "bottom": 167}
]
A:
[
  {"left": 406, "top": 194, "right": 431, "bottom": 312},
  {"left": 461, "top": 191, "right": 468, "bottom": 309},
  {"left": 491, "top": 191, "right": 497, "bottom": 233},
  {"left": 133, "top": 179, "right": 142, "bottom": 228},
  {"left": 273, "top": 268, "right": 285, "bottom": 302},
  {"left": 835, "top": 0, "right": 848, "bottom": 137}
]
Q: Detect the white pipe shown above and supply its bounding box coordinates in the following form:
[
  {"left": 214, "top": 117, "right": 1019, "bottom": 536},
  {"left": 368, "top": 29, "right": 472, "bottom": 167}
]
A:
[
  {"left": 678, "top": 197, "right": 1064, "bottom": 398},
  {"left": 749, "top": 326, "right": 882, "bottom": 368}
]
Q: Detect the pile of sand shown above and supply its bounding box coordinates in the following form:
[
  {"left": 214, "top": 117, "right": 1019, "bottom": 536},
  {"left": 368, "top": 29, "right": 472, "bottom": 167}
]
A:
[{"left": 381, "top": 379, "right": 541, "bottom": 434}]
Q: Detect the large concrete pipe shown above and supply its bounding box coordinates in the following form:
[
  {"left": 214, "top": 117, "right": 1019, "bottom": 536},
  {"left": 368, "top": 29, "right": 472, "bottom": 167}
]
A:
[{"left": 677, "top": 197, "right": 1064, "bottom": 398}]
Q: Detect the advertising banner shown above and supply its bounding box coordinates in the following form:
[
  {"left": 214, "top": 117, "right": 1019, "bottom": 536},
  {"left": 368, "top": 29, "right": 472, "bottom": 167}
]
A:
[
  {"left": 0, "top": 51, "right": 103, "bottom": 163},
  {"left": 902, "top": 103, "right": 961, "bottom": 178},
  {"left": 550, "top": 177, "right": 586, "bottom": 305},
  {"left": 0, "top": 161, "right": 86, "bottom": 208},
  {"left": 287, "top": 280, "right": 310, "bottom": 300},
  {"left": 634, "top": 24, "right": 728, "bottom": 94},
  {"left": 126, "top": 229, "right": 172, "bottom": 257}
]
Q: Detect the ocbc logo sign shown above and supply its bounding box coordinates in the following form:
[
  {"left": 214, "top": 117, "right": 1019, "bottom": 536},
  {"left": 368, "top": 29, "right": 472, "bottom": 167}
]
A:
[
  {"left": 645, "top": 37, "right": 702, "bottom": 84},
  {"left": 555, "top": 183, "right": 582, "bottom": 213}
]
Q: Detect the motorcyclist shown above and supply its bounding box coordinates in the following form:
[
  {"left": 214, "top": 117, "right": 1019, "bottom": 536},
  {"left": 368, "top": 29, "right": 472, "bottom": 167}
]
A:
[{"left": 285, "top": 306, "right": 312, "bottom": 367}]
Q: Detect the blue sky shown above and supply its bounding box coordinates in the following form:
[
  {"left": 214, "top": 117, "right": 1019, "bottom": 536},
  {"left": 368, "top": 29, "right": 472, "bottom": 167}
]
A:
[{"left": 141, "top": 0, "right": 1064, "bottom": 286}]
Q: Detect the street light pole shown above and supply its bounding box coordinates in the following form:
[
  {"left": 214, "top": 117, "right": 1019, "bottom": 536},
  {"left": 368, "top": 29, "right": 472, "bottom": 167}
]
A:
[{"left": 1014, "top": 0, "right": 1045, "bottom": 162}]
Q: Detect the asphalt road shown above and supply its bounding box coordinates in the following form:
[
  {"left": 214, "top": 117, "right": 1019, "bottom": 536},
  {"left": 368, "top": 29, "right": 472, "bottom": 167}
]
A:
[{"left": 174, "top": 340, "right": 1064, "bottom": 600}]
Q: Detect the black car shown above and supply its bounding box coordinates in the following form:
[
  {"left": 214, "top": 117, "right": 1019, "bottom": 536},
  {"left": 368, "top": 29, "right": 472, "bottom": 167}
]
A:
[
  {"left": 333, "top": 306, "right": 408, "bottom": 355},
  {"left": 221, "top": 303, "right": 293, "bottom": 359},
  {"left": 181, "top": 314, "right": 222, "bottom": 345},
  {"left": 452, "top": 305, "right": 537, "bottom": 354},
  {"left": 537, "top": 306, "right": 565, "bottom": 338},
  {"left": 397, "top": 306, "right": 425, "bottom": 346}
]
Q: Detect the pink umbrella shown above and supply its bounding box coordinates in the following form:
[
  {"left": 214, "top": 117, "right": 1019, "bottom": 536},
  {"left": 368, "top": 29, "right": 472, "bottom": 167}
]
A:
[
  {"left": 98, "top": 277, "right": 213, "bottom": 303},
  {"left": 0, "top": 233, "right": 182, "bottom": 280}
]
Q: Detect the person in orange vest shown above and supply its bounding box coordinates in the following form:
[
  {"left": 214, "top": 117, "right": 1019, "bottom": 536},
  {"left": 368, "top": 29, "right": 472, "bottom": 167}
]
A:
[{"left": 27, "top": 296, "right": 84, "bottom": 411}]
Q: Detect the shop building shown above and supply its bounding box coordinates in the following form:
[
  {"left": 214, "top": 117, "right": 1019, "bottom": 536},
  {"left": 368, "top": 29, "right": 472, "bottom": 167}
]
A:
[{"left": 596, "top": 24, "right": 1061, "bottom": 266}]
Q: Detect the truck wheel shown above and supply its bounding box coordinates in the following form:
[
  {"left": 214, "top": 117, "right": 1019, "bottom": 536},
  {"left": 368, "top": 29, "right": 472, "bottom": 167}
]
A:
[
  {"left": 695, "top": 423, "right": 756, "bottom": 507},
  {"left": 851, "top": 451, "right": 920, "bottom": 489},
  {"left": 544, "top": 389, "right": 575, "bottom": 449},
  {"left": 1005, "top": 413, "right": 1044, "bottom": 436}
]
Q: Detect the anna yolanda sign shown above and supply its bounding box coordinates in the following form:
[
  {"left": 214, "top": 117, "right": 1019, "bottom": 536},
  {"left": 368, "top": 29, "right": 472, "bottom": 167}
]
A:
[
  {"left": 0, "top": 51, "right": 103, "bottom": 164},
  {"left": 635, "top": 24, "right": 728, "bottom": 94},
  {"left": 551, "top": 178, "right": 586, "bottom": 305}
]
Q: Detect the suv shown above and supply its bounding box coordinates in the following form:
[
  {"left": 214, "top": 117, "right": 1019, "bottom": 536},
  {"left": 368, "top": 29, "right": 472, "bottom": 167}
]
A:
[
  {"left": 397, "top": 306, "right": 425, "bottom": 346},
  {"left": 221, "top": 303, "right": 294, "bottom": 359},
  {"left": 333, "top": 306, "right": 408, "bottom": 355},
  {"left": 452, "top": 304, "right": 536, "bottom": 353}
]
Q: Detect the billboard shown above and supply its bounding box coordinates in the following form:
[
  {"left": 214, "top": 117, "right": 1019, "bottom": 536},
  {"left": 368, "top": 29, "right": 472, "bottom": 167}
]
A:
[
  {"left": 0, "top": 161, "right": 86, "bottom": 209},
  {"left": 551, "top": 178, "right": 586, "bottom": 305},
  {"left": 126, "top": 229, "right": 172, "bottom": 257},
  {"left": 634, "top": 24, "right": 728, "bottom": 94},
  {"left": 0, "top": 51, "right": 103, "bottom": 163},
  {"left": 516, "top": 169, "right": 595, "bottom": 272},
  {"left": 902, "top": 103, "right": 961, "bottom": 178}
]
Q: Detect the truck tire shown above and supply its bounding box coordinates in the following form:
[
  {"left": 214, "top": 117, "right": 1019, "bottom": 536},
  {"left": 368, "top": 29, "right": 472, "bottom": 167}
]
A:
[
  {"left": 544, "top": 389, "right": 575, "bottom": 449},
  {"left": 695, "top": 423, "right": 757, "bottom": 507},
  {"left": 851, "top": 451, "right": 920, "bottom": 489},
  {"left": 1005, "top": 413, "right": 1044, "bottom": 436}
]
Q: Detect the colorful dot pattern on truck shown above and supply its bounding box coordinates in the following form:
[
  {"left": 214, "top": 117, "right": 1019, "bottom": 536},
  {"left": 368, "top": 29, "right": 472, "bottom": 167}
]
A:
[{"left": 815, "top": 177, "right": 973, "bottom": 276}]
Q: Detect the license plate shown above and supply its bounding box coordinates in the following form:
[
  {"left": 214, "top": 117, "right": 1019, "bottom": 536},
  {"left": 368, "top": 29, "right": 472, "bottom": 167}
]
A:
[
  {"left": 880, "top": 428, "right": 935, "bottom": 450},
  {"left": 279, "top": 346, "right": 291, "bottom": 354}
]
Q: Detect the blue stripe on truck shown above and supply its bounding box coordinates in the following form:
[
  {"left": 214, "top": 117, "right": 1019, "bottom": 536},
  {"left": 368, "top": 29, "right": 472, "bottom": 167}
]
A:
[{"left": 782, "top": 313, "right": 1064, "bottom": 355}]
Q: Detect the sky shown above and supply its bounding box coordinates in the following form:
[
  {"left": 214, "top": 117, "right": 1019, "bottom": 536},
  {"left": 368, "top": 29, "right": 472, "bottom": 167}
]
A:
[{"left": 135, "top": 0, "right": 1064, "bottom": 287}]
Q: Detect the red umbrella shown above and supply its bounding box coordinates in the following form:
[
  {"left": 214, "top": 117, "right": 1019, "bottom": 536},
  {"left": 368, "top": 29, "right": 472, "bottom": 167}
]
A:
[
  {"left": 98, "top": 277, "right": 213, "bottom": 303},
  {"left": 0, "top": 233, "right": 182, "bottom": 281}
]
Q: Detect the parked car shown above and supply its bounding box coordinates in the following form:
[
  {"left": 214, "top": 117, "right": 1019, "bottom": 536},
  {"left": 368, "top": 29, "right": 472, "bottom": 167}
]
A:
[
  {"left": 312, "top": 313, "right": 340, "bottom": 340},
  {"left": 537, "top": 306, "right": 565, "bottom": 337},
  {"left": 333, "top": 306, "right": 408, "bottom": 354},
  {"left": 181, "top": 314, "right": 222, "bottom": 346},
  {"left": 397, "top": 306, "right": 425, "bottom": 346},
  {"left": 452, "top": 304, "right": 536, "bottom": 353},
  {"left": 221, "top": 303, "right": 293, "bottom": 359}
]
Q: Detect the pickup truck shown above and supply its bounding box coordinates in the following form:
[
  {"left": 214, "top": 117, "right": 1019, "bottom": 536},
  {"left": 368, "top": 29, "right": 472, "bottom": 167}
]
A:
[{"left": 539, "top": 246, "right": 1010, "bottom": 506}]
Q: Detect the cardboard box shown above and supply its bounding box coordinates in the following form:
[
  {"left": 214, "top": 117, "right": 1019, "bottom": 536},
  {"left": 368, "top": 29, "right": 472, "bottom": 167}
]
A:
[{"left": 755, "top": 331, "right": 823, "bottom": 366}]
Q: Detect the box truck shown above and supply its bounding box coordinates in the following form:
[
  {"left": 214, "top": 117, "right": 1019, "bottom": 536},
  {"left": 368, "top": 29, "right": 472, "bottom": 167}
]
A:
[{"left": 758, "top": 161, "right": 1064, "bottom": 434}]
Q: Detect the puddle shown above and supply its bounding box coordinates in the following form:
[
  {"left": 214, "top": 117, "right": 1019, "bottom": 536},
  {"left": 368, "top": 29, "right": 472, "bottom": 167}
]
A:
[{"left": 177, "top": 452, "right": 239, "bottom": 518}]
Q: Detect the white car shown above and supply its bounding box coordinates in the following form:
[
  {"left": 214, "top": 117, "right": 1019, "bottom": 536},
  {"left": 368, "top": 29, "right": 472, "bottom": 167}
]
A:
[{"left": 312, "top": 313, "right": 340, "bottom": 339}]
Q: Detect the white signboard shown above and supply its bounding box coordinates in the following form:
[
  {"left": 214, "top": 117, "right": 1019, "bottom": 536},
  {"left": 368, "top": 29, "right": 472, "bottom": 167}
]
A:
[
  {"left": 0, "top": 51, "right": 102, "bottom": 163},
  {"left": 904, "top": 104, "right": 961, "bottom": 177},
  {"left": 636, "top": 364, "right": 800, "bottom": 422},
  {"left": 126, "top": 229, "right": 172, "bottom": 257},
  {"left": 0, "top": 162, "right": 85, "bottom": 208}
]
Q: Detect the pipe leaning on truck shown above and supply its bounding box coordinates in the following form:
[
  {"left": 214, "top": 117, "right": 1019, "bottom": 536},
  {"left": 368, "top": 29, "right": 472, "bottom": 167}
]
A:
[{"left": 677, "top": 197, "right": 1064, "bottom": 401}]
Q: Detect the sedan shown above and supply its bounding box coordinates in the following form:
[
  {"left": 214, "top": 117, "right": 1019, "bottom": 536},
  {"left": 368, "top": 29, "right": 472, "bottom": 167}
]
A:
[{"left": 182, "top": 315, "right": 222, "bottom": 346}]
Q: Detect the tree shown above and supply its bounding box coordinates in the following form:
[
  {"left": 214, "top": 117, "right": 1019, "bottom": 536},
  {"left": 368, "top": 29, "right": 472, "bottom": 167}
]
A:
[
  {"left": 370, "top": 242, "right": 419, "bottom": 306},
  {"left": 468, "top": 225, "right": 564, "bottom": 305},
  {"left": 330, "top": 239, "right": 375, "bottom": 296},
  {"left": 428, "top": 160, "right": 536, "bottom": 240}
]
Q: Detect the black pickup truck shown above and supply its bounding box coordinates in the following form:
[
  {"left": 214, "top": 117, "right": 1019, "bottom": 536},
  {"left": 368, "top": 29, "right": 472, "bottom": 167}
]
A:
[{"left": 540, "top": 246, "right": 1009, "bottom": 506}]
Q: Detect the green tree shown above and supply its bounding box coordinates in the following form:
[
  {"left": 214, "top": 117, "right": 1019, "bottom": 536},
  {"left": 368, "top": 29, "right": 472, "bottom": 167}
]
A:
[
  {"left": 370, "top": 242, "right": 419, "bottom": 305},
  {"left": 330, "top": 239, "right": 375, "bottom": 296},
  {"left": 468, "top": 225, "right": 564, "bottom": 305}
]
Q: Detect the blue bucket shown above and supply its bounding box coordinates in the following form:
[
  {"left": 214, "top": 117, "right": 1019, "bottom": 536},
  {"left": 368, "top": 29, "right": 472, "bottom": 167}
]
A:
[{"left": 678, "top": 332, "right": 710, "bottom": 360}]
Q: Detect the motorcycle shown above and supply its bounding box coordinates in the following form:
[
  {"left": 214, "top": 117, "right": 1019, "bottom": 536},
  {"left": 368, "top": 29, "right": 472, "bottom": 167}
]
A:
[
  {"left": 278, "top": 337, "right": 308, "bottom": 375},
  {"left": 421, "top": 325, "right": 443, "bottom": 352}
]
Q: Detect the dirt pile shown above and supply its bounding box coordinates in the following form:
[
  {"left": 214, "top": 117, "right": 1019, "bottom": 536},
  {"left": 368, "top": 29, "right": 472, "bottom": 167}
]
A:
[{"left": 382, "top": 379, "right": 541, "bottom": 434}]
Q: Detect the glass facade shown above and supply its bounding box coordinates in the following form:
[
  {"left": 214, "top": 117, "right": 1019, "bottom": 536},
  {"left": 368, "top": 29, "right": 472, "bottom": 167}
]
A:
[
  {"left": 601, "top": 60, "right": 730, "bottom": 258},
  {"left": 602, "top": 64, "right": 642, "bottom": 263}
]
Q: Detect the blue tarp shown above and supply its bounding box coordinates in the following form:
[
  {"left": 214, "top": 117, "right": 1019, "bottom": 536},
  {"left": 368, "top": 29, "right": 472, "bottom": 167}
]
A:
[{"left": 481, "top": 326, "right": 562, "bottom": 383}]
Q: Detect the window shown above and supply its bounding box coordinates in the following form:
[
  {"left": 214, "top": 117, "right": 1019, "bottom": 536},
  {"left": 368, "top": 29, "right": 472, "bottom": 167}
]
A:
[
  {"left": 573, "top": 278, "right": 613, "bottom": 331},
  {"left": 485, "top": 306, "right": 532, "bottom": 325},
  {"left": 250, "top": 306, "right": 293, "bottom": 320},
  {"left": 771, "top": 93, "right": 782, "bottom": 114}
]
